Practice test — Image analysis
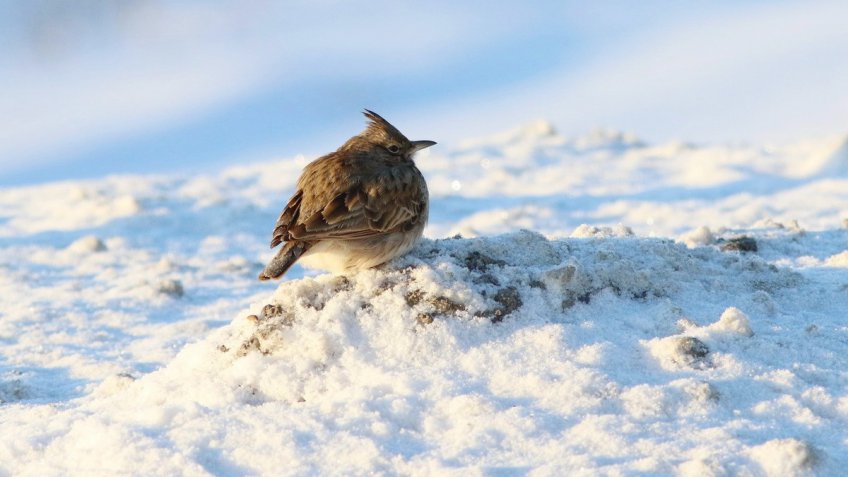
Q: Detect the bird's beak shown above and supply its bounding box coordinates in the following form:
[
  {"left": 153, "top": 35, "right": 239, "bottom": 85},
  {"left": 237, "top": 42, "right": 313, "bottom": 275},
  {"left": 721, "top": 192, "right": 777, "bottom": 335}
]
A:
[{"left": 409, "top": 140, "right": 437, "bottom": 154}]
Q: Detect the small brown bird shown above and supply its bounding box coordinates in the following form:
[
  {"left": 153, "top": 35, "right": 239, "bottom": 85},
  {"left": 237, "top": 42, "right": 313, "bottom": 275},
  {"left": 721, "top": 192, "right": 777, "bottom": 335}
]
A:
[{"left": 259, "top": 110, "right": 435, "bottom": 280}]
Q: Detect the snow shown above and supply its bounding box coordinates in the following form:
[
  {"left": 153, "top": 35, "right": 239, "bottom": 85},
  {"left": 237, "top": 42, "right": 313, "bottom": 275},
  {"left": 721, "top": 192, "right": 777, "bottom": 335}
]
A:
[{"left": 2, "top": 124, "right": 848, "bottom": 475}]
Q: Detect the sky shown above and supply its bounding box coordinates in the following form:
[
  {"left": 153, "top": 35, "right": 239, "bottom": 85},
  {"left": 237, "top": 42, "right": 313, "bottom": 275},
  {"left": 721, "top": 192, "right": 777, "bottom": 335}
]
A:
[{"left": 1, "top": 0, "right": 847, "bottom": 185}]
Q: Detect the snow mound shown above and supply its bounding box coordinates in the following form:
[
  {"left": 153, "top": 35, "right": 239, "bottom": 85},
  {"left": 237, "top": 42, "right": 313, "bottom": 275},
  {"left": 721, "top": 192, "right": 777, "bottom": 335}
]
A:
[
  {"left": 0, "top": 179, "right": 144, "bottom": 236},
  {"left": 750, "top": 438, "right": 818, "bottom": 477},
  {"left": 216, "top": 231, "right": 797, "bottom": 385},
  {"left": 67, "top": 230, "right": 846, "bottom": 475}
]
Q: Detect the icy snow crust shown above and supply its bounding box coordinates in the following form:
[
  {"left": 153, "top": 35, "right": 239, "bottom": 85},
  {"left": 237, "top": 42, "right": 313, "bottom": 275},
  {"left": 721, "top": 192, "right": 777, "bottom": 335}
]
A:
[{"left": 2, "top": 124, "right": 848, "bottom": 475}]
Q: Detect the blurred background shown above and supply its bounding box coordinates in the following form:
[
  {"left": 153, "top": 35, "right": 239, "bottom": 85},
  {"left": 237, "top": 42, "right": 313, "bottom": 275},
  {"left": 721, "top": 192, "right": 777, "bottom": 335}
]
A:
[{"left": 1, "top": 0, "right": 847, "bottom": 185}]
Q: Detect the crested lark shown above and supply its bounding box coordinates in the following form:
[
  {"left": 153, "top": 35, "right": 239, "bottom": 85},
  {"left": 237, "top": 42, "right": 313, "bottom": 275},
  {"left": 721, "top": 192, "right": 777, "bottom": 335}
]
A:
[{"left": 259, "top": 110, "right": 435, "bottom": 280}]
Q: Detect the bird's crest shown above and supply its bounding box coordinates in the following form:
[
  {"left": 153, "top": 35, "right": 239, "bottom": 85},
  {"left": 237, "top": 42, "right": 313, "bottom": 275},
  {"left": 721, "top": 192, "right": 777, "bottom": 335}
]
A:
[{"left": 363, "top": 109, "right": 408, "bottom": 142}]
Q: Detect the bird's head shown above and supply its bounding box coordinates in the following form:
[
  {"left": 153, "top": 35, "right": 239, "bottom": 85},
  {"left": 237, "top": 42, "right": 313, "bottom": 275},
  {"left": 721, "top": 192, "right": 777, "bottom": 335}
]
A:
[{"left": 351, "top": 109, "right": 436, "bottom": 160}]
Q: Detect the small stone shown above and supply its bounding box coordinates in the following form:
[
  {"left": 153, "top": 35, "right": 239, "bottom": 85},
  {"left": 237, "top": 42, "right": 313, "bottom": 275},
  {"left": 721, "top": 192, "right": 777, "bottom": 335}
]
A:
[
  {"left": 494, "top": 287, "right": 522, "bottom": 314},
  {"left": 262, "top": 304, "right": 284, "bottom": 319},
  {"left": 431, "top": 296, "right": 466, "bottom": 315},
  {"left": 476, "top": 273, "right": 500, "bottom": 286},
  {"left": 218, "top": 344, "right": 230, "bottom": 352},
  {"left": 487, "top": 287, "right": 523, "bottom": 323},
  {"left": 528, "top": 279, "right": 546, "bottom": 290},
  {"left": 405, "top": 290, "right": 425, "bottom": 307},
  {"left": 674, "top": 336, "right": 710, "bottom": 360},
  {"left": 651, "top": 336, "right": 711, "bottom": 369},
  {"left": 562, "top": 291, "right": 591, "bottom": 310},
  {"left": 157, "top": 279, "right": 184, "bottom": 298},
  {"left": 562, "top": 291, "right": 592, "bottom": 311},
  {"left": 416, "top": 313, "right": 434, "bottom": 325},
  {"left": 631, "top": 290, "right": 649, "bottom": 300},
  {"left": 720, "top": 236, "right": 758, "bottom": 253},
  {"left": 0, "top": 378, "right": 28, "bottom": 403},
  {"left": 237, "top": 336, "right": 262, "bottom": 357},
  {"left": 256, "top": 304, "right": 294, "bottom": 327},
  {"left": 246, "top": 314, "right": 260, "bottom": 324},
  {"left": 464, "top": 251, "right": 506, "bottom": 272}
]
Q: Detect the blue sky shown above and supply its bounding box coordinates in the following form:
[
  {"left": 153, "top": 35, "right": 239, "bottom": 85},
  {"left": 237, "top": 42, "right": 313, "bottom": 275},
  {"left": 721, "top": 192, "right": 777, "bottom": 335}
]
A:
[{"left": 1, "top": 0, "right": 847, "bottom": 185}]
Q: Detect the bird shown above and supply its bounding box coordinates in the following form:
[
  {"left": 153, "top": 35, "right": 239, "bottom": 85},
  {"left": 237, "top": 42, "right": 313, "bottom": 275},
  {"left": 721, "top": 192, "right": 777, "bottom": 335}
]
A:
[{"left": 258, "top": 110, "right": 436, "bottom": 281}]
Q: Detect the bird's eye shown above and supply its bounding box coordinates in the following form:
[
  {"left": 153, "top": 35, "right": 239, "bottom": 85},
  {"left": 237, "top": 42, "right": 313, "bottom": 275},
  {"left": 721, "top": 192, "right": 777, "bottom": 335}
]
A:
[{"left": 387, "top": 144, "right": 401, "bottom": 154}]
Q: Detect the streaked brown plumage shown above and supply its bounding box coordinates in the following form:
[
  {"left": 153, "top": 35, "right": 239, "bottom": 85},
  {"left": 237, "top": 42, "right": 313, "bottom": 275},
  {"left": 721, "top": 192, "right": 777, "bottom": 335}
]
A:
[{"left": 259, "top": 110, "right": 435, "bottom": 280}]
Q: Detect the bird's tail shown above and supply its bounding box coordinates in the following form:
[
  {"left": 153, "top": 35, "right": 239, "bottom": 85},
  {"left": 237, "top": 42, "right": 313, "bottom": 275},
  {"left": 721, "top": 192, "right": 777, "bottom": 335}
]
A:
[{"left": 258, "top": 241, "right": 310, "bottom": 281}]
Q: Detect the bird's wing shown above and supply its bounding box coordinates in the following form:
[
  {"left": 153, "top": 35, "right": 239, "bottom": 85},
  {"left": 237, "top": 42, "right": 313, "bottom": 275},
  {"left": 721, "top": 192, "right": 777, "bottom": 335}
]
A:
[
  {"left": 270, "top": 190, "right": 303, "bottom": 247},
  {"left": 270, "top": 166, "right": 426, "bottom": 246}
]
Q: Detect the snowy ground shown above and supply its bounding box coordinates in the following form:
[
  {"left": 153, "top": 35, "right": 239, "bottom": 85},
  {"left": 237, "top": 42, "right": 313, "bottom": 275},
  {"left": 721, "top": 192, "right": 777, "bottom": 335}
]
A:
[{"left": 1, "top": 123, "right": 848, "bottom": 475}]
